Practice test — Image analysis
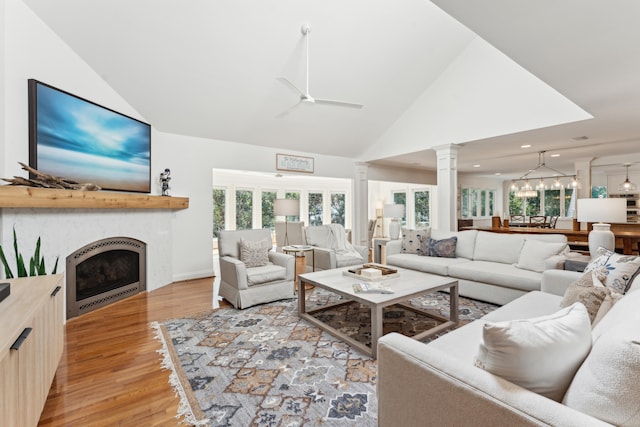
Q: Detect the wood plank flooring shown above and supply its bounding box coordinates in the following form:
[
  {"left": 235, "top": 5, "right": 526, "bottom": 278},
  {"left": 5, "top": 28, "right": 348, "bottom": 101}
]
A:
[{"left": 38, "top": 277, "right": 230, "bottom": 426}]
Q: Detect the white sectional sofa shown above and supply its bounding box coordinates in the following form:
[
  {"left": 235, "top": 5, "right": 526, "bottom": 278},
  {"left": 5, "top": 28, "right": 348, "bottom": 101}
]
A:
[
  {"left": 385, "top": 229, "right": 569, "bottom": 305},
  {"left": 377, "top": 269, "right": 640, "bottom": 427}
]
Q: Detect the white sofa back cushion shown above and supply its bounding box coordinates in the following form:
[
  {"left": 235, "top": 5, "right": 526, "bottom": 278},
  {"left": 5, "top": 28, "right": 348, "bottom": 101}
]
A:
[
  {"left": 563, "top": 289, "right": 640, "bottom": 426},
  {"left": 515, "top": 239, "right": 568, "bottom": 273},
  {"left": 430, "top": 229, "right": 477, "bottom": 260},
  {"left": 473, "top": 231, "right": 524, "bottom": 264},
  {"left": 474, "top": 302, "right": 592, "bottom": 402}
]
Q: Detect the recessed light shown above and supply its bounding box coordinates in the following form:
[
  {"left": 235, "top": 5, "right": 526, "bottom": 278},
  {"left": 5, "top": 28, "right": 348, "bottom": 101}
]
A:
[
  {"left": 572, "top": 136, "right": 589, "bottom": 141},
  {"left": 521, "top": 144, "right": 531, "bottom": 148},
  {"left": 550, "top": 154, "right": 560, "bottom": 157},
  {"left": 495, "top": 172, "right": 501, "bottom": 176},
  {"left": 473, "top": 164, "right": 480, "bottom": 168}
]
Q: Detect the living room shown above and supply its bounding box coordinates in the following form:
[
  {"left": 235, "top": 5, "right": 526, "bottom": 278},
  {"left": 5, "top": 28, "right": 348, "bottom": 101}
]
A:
[{"left": 2, "top": 0, "right": 640, "bottom": 426}]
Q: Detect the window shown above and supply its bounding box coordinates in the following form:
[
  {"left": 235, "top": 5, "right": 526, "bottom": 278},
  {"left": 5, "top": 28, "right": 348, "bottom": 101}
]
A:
[
  {"left": 331, "top": 193, "right": 345, "bottom": 226},
  {"left": 212, "top": 188, "right": 226, "bottom": 238},
  {"left": 565, "top": 188, "right": 576, "bottom": 217},
  {"left": 509, "top": 191, "right": 524, "bottom": 216},
  {"left": 544, "top": 189, "right": 561, "bottom": 216},
  {"left": 285, "top": 192, "right": 300, "bottom": 221},
  {"left": 414, "top": 190, "right": 430, "bottom": 227},
  {"left": 461, "top": 188, "right": 469, "bottom": 218},
  {"left": 262, "top": 191, "right": 277, "bottom": 230},
  {"left": 525, "top": 193, "right": 541, "bottom": 216},
  {"left": 592, "top": 186, "right": 607, "bottom": 198},
  {"left": 308, "top": 192, "right": 323, "bottom": 226},
  {"left": 236, "top": 189, "right": 253, "bottom": 229}
]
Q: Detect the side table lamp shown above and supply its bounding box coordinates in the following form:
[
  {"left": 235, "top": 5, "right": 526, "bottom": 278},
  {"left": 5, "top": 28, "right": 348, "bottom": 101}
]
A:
[
  {"left": 384, "top": 203, "right": 405, "bottom": 240},
  {"left": 274, "top": 198, "right": 300, "bottom": 247},
  {"left": 577, "top": 198, "right": 626, "bottom": 258}
]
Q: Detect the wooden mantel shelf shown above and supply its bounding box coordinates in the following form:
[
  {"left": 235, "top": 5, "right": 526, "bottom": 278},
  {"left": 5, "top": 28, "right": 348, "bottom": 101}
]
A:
[{"left": 0, "top": 185, "right": 189, "bottom": 209}]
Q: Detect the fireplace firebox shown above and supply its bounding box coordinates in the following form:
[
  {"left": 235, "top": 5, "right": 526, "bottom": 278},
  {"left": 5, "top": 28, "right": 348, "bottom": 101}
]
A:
[{"left": 66, "top": 237, "right": 146, "bottom": 318}]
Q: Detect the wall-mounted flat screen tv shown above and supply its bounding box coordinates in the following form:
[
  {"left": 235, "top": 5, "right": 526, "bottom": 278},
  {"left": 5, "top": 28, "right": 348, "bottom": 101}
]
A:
[{"left": 28, "top": 79, "right": 151, "bottom": 193}]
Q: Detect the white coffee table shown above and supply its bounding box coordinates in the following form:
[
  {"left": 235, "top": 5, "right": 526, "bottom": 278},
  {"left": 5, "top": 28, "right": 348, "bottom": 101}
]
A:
[{"left": 297, "top": 266, "right": 458, "bottom": 358}]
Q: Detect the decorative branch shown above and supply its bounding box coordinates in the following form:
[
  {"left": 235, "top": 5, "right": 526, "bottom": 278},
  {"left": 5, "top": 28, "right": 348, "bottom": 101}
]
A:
[{"left": 1, "top": 162, "right": 101, "bottom": 191}]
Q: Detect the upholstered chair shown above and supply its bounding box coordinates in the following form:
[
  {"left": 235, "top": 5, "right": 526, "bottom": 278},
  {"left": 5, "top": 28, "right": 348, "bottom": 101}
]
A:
[
  {"left": 218, "top": 229, "right": 295, "bottom": 309},
  {"left": 303, "top": 224, "right": 368, "bottom": 271}
]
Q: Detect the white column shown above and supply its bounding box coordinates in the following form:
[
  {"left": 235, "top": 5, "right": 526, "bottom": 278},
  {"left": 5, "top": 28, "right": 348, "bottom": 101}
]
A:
[
  {"left": 435, "top": 144, "right": 459, "bottom": 232},
  {"left": 353, "top": 163, "right": 369, "bottom": 247}
]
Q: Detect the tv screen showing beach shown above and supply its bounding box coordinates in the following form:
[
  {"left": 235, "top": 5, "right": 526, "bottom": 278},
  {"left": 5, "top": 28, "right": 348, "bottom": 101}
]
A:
[{"left": 29, "top": 80, "right": 151, "bottom": 193}]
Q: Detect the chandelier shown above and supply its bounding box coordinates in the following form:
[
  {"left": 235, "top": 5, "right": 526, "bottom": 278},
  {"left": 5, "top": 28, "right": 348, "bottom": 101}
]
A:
[{"left": 510, "top": 151, "right": 579, "bottom": 198}]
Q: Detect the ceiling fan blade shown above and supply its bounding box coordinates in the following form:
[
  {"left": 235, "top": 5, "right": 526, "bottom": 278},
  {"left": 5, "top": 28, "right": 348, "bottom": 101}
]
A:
[
  {"left": 275, "top": 100, "right": 303, "bottom": 118},
  {"left": 314, "top": 98, "right": 364, "bottom": 109},
  {"left": 277, "top": 77, "right": 304, "bottom": 96}
]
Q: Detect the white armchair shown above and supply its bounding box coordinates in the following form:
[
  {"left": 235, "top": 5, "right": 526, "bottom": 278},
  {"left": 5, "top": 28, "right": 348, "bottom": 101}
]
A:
[
  {"left": 218, "top": 229, "right": 295, "bottom": 309},
  {"left": 303, "top": 224, "right": 368, "bottom": 271}
]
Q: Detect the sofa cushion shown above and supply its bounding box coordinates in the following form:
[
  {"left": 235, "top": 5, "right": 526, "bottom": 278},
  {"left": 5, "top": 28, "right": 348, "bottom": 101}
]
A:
[
  {"left": 474, "top": 303, "right": 592, "bottom": 402},
  {"left": 448, "top": 261, "right": 542, "bottom": 292},
  {"left": 430, "top": 229, "right": 477, "bottom": 260},
  {"left": 473, "top": 231, "right": 524, "bottom": 264},
  {"left": 240, "top": 237, "right": 271, "bottom": 268},
  {"left": 427, "top": 236, "right": 457, "bottom": 258},
  {"left": 246, "top": 264, "right": 287, "bottom": 286},
  {"left": 401, "top": 228, "right": 429, "bottom": 254},
  {"left": 585, "top": 247, "right": 640, "bottom": 294},
  {"left": 515, "top": 239, "right": 568, "bottom": 273},
  {"left": 591, "top": 282, "right": 640, "bottom": 341},
  {"left": 563, "top": 297, "right": 640, "bottom": 426},
  {"left": 560, "top": 270, "right": 610, "bottom": 323},
  {"left": 386, "top": 253, "right": 470, "bottom": 276}
]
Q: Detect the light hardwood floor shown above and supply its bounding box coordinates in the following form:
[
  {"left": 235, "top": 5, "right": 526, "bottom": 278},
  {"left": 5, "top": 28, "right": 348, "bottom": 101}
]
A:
[{"left": 38, "top": 277, "right": 229, "bottom": 426}]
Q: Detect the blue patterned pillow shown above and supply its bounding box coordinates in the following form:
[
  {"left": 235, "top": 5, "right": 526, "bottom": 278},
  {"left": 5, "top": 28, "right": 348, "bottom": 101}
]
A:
[
  {"left": 428, "top": 237, "right": 457, "bottom": 258},
  {"left": 401, "top": 228, "right": 429, "bottom": 255},
  {"left": 585, "top": 247, "right": 640, "bottom": 293}
]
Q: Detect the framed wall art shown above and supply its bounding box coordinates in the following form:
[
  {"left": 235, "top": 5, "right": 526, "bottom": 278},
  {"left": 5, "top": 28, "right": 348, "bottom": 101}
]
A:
[{"left": 276, "top": 153, "right": 314, "bottom": 173}]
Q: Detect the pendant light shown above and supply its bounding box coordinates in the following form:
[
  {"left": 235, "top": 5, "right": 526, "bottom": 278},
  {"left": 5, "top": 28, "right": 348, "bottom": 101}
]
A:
[{"left": 619, "top": 164, "right": 637, "bottom": 192}]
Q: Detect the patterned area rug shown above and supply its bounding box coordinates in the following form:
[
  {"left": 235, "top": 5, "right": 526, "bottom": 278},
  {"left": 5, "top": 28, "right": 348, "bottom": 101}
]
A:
[{"left": 152, "top": 289, "right": 498, "bottom": 426}]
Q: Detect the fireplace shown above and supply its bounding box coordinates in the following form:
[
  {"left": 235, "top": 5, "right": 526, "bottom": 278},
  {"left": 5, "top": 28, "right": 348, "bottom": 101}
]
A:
[{"left": 66, "top": 237, "right": 147, "bottom": 319}]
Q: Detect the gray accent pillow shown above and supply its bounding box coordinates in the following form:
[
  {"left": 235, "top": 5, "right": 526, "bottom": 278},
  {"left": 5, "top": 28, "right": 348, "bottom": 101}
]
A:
[
  {"left": 428, "top": 236, "right": 457, "bottom": 258},
  {"left": 401, "top": 228, "right": 429, "bottom": 254},
  {"left": 560, "top": 269, "right": 610, "bottom": 323},
  {"left": 240, "top": 237, "right": 271, "bottom": 268}
]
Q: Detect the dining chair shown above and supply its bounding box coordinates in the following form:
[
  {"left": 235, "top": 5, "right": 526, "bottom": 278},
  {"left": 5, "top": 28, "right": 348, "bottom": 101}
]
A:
[
  {"left": 529, "top": 215, "right": 547, "bottom": 228},
  {"left": 510, "top": 215, "right": 525, "bottom": 226},
  {"left": 546, "top": 215, "right": 559, "bottom": 229}
]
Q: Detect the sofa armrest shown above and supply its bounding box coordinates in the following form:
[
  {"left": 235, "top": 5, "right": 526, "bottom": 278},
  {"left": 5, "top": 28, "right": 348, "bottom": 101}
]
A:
[
  {"left": 268, "top": 251, "right": 295, "bottom": 280},
  {"left": 311, "top": 247, "right": 336, "bottom": 270},
  {"left": 377, "top": 333, "right": 612, "bottom": 427},
  {"left": 541, "top": 269, "right": 581, "bottom": 296},
  {"left": 385, "top": 239, "right": 402, "bottom": 256},
  {"left": 219, "top": 256, "right": 248, "bottom": 290}
]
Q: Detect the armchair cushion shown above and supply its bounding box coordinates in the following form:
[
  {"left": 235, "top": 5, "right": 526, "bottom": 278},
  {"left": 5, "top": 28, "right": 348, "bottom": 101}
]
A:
[
  {"left": 246, "top": 264, "right": 287, "bottom": 286},
  {"left": 240, "top": 237, "right": 272, "bottom": 268}
]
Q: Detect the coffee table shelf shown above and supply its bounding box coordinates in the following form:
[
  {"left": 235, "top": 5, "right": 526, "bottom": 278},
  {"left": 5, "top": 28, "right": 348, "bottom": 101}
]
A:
[{"left": 298, "top": 266, "right": 458, "bottom": 358}]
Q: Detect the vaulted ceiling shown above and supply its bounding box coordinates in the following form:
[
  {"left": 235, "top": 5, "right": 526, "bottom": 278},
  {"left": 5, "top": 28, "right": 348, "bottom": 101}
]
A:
[{"left": 23, "top": 0, "right": 640, "bottom": 178}]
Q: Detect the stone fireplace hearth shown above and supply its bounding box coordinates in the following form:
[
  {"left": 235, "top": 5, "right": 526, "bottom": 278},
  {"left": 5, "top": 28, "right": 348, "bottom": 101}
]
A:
[{"left": 66, "top": 237, "right": 147, "bottom": 319}]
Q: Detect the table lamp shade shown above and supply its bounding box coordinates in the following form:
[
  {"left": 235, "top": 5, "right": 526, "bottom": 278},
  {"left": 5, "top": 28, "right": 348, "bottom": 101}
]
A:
[
  {"left": 383, "top": 204, "right": 405, "bottom": 240},
  {"left": 274, "top": 199, "right": 300, "bottom": 217},
  {"left": 577, "top": 198, "right": 626, "bottom": 224},
  {"left": 577, "top": 198, "right": 626, "bottom": 257}
]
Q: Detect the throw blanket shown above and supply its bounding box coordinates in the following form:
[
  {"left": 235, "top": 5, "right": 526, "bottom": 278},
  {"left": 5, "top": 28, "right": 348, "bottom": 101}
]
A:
[{"left": 325, "top": 223, "right": 363, "bottom": 260}]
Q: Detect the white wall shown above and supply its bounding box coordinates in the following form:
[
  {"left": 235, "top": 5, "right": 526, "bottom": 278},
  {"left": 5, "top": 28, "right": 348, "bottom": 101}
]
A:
[{"left": 2, "top": 0, "right": 383, "bottom": 285}]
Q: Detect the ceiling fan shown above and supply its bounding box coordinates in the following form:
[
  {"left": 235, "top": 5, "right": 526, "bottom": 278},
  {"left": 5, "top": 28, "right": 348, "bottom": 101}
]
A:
[{"left": 276, "top": 24, "right": 364, "bottom": 117}]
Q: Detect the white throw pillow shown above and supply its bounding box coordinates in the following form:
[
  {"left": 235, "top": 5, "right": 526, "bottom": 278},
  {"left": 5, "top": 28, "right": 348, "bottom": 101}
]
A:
[
  {"left": 563, "top": 326, "right": 640, "bottom": 426},
  {"left": 474, "top": 303, "right": 592, "bottom": 402},
  {"left": 515, "top": 239, "right": 567, "bottom": 273}
]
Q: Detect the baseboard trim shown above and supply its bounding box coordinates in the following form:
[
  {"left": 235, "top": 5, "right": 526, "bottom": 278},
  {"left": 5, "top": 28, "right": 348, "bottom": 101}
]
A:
[{"left": 173, "top": 270, "right": 215, "bottom": 283}]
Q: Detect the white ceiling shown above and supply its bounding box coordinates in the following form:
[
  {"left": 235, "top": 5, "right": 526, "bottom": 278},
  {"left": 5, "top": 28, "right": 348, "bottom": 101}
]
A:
[{"left": 23, "top": 0, "right": 640, "bottom": 178}]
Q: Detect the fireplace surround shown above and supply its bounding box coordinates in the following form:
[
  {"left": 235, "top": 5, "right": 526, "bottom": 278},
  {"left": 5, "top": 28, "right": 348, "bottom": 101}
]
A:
[{"left": 66, "top": 237, "right": 147, "bottom": 319}]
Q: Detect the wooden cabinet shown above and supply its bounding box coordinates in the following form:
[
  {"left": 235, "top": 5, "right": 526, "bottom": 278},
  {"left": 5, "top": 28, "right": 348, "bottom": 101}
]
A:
[{"left": 0, "top": 275, "right": 64, "bottom": 427}]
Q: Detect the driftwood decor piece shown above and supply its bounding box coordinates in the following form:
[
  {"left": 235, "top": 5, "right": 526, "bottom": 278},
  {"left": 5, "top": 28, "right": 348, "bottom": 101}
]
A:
[{"left": 2, "top": 162, "right": 101, "bottom": 191}]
